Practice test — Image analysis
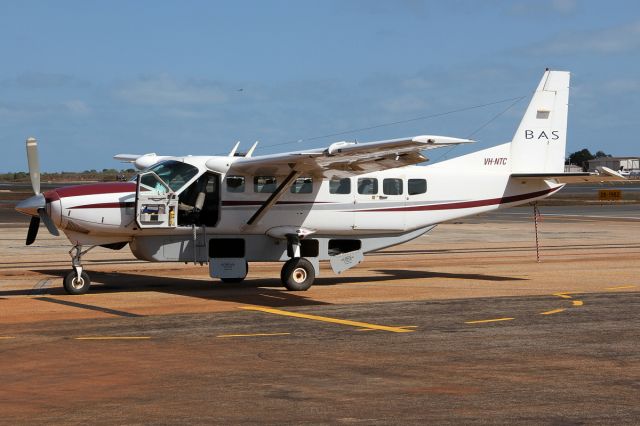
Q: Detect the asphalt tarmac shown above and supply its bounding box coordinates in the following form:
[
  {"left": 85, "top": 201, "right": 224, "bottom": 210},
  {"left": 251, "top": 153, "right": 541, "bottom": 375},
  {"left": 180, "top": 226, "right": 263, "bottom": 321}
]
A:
[
  {"left": 2, "top": 293, "right": 639, "bottom": 424},
  {"left": 0, "top": 185, "right": 639, "bottom": 424}
]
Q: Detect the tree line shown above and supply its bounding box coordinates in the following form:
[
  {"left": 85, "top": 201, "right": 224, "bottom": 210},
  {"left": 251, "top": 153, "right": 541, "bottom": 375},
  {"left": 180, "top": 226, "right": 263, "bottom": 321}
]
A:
[
  {"left": 0, "top": 169, "right": 137, "bottom": 182},
  {"left": 566, "top": 149, "right": 611, "bottom": 170}
]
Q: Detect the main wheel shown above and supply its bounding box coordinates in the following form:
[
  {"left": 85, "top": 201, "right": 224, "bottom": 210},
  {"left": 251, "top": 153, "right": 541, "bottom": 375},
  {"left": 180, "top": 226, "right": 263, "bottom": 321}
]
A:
[
  {"left": 63, "top": 270, "right": 91, "bottom": 295},
  {"left": 281, "top": 258, "right": 315, "bottom": 291}
]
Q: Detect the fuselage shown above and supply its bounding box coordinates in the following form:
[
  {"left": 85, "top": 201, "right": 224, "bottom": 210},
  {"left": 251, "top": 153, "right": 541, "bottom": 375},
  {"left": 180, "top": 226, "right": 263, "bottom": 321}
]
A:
[{"left": 39, "top": 155, "right": 562, "bottom": 251}]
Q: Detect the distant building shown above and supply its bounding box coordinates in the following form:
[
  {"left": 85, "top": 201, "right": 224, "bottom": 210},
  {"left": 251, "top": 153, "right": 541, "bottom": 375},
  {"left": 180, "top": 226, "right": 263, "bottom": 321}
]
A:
[
  {"left": 587, "top": 157, "right": 640, "bottom": 173},
  {"left": 564, "top": 164, "right": 583, "bottom": 173}
]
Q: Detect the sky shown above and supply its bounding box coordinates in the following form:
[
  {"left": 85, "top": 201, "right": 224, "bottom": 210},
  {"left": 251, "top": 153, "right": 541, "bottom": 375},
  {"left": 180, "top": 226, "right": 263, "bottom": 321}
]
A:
[{"left": 1, "top": 0, "right": 639, "bottom": 172}]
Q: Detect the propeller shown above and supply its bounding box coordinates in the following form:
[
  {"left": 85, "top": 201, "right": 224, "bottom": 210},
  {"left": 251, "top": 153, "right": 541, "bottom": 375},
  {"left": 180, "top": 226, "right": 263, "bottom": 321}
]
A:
[{"left": 16, "top": 137, "right": 59, "bottom": 245}]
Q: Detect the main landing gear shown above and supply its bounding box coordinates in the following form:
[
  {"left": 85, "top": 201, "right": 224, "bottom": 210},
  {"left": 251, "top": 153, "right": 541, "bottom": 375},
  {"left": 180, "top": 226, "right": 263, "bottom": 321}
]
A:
[
  {"left": 280, "top": 233, "right": 315, "bottom": 291},
  {"left": 281, "top": 257, "right": 315, "bottom": 291},
  {"left": 63, "top": 244, "right": 96, "bottom": 295}
]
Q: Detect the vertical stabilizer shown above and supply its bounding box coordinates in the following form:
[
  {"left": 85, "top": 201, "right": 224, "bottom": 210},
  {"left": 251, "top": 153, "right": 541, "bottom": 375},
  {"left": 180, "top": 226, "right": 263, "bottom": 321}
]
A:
[{"left": 510, "top": 70, "right": 570, "bottom": 173}]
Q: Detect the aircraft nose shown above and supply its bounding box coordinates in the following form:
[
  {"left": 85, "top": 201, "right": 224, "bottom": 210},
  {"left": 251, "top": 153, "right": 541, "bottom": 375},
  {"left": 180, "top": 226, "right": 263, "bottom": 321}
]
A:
[{"left": 15, "top": 193, "right": 47, "bottom": 216}]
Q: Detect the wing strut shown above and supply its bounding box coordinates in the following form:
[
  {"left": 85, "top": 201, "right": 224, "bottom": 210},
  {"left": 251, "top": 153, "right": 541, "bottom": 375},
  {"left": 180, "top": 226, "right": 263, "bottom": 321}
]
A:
[{"left": 246, "top": 170, "right": 301, "bottom": 226}]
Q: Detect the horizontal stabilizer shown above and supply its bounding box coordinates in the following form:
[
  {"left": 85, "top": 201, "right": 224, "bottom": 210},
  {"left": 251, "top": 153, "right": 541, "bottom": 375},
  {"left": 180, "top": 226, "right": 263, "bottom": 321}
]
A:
[{"left": 512, "top": 167, "right": 627, "bottom": 183}]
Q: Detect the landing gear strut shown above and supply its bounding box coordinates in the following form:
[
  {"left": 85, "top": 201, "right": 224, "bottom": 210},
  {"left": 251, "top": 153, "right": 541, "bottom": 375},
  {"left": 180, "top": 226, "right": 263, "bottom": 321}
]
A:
[{"left": 63, "top": 244, "right": 95, "bottom": 295}]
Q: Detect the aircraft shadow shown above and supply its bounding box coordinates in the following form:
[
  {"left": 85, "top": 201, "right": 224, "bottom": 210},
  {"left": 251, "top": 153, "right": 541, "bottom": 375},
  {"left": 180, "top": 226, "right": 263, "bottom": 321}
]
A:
[
  {"left": 371, "top": 269, "right": 525, "bottom": 282},
  {"left": 0, "top": 267, "right": 525, "bottom": 309},
  {"left": 10, "top": 269, "right": 327, "bottom": 308}
]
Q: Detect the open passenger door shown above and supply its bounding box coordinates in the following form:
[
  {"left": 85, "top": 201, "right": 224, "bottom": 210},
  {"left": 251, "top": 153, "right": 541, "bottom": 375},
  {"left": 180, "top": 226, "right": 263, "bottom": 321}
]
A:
[{"left": 135, "top": 172, "right": 179, "bottom": 229}]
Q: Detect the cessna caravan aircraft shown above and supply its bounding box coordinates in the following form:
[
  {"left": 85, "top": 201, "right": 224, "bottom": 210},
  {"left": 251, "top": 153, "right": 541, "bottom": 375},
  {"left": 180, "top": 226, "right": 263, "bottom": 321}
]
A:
[{"left": 15, "top": 69, "right": 624, "bottom": 294}]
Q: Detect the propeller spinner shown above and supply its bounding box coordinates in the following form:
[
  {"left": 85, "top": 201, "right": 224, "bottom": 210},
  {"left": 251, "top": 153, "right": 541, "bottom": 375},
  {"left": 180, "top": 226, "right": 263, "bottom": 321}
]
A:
[{"left": 15, "top": 137, "right": 59, "bottom": 245}]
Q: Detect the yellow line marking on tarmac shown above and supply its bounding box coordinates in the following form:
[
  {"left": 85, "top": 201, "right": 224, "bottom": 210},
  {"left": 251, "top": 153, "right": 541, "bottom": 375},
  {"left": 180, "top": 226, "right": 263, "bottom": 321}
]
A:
[
  {"left": 240, "top": 306, "right": 414, "bottom": 333},
  {"left": 0, "top": 337, "right": 16, "bottom": 340},
  {"left": 540, "top": 308, "right": 566, "bottom": 315},
  {"left": 217, "top": 332, "right": 291, "bottom": 338},
  {"left": 75, "top": 336, "right": 152, "bottom": 340},
  {"left": 605, "top": 285, "right": 637, "bottom": 290},
  {"left": 553, "top": 292, "right": 573, "bottom": 299},
  {"left": 552, "top": 292, "right": 584, "bottom": 307},
  {"left": 355, "top": 326, "right": 418, "bottom": 332},
  {"left": 465, "top": 317, "right": 515, "bottom": 324}
]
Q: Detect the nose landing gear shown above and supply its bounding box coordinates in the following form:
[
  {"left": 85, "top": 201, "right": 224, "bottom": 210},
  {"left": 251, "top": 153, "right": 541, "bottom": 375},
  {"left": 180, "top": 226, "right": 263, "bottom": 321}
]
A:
[{"left": 63, "top": 244, "right": 95, "bottom": 295}]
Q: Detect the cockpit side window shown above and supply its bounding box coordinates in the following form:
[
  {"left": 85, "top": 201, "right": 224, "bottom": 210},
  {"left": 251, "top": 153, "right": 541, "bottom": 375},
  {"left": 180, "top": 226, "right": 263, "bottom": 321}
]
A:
[{"left": 144, "top": 160, "right": 199, "bottom": 192}]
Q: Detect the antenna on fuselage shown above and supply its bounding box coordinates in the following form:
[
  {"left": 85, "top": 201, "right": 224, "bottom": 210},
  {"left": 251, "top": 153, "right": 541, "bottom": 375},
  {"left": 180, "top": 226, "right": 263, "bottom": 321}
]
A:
[{"left": 228, "top": 141, "right": 241, "bottom": 157}]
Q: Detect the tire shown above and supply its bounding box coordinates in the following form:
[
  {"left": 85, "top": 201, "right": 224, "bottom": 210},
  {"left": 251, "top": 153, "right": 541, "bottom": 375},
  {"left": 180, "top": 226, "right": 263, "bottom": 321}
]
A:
[
  {"left": 281, "top": 258, "right": 315, "bottom": 291},
  {"left": 280, "top": 264, "right": 287, "bottom": 284},
  {"left": 63, "top": 270, "right": 91, "bottom": 295},
  {"left": 220, "top": 261, "right": 248, "bottom": 283}
]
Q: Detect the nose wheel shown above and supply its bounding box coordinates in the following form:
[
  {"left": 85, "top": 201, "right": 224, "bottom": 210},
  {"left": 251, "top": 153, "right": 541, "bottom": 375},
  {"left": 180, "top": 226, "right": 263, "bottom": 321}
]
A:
[
  {"left": 63, "top": 270, "right": 91, "bottom": 295},
  {"left": 281, "top": 258, "right": 315, "bottom": 291},
  {"left": 63, "top": 244, "right": 96, "bottom": 295}
]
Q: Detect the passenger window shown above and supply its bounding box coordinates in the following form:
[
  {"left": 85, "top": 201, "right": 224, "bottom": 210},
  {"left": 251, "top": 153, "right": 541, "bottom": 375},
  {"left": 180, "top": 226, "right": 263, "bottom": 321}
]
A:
[
  {"left": 357, "top": 178, "right": 378, "bottom": 195},
  {"left": 226, "top": 176, "right": 245, "bottom": 193},
  {"left": 383, "top": 178, "right": 403, "bottom": 195},
  {"left": 254, "top": 176, "right": 277, "bottom": 193},
  {"left": 329, "top": 178, "right": 351, "bottom": 194},
  {"left": 408, "top": 178, "right": 427, "bottom": 195},
  {"left": 291, "top": 177, "right": 313, "bottom": 194}
]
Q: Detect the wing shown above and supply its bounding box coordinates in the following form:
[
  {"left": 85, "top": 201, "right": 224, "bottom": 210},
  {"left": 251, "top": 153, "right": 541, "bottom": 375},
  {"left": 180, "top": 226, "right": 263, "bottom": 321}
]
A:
[
  {"left": 114, "top": 153, "right": 172, "bottom": 170},
  {"left": 113, "top": 153, "right": 144, "bottom": 162},
  {"left": 228, "top": 135, "right": 473, "bottom": 178}
]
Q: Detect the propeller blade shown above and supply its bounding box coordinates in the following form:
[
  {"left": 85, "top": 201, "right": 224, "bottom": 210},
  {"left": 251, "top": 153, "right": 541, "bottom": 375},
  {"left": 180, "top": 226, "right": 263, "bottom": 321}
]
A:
[
  {"left": 38, "top": 208, "right": 60, "bottom": 236},
  {"left": 26, "top": 216, "right": 40, "bottom": 246},
  {"left": 26, "top": 137, "right": 41, "bottom": 195}
]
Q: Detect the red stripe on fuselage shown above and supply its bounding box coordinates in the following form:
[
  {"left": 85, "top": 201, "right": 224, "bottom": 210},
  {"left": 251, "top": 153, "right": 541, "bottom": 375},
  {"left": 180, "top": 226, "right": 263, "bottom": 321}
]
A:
[
  {"left": 70, "top": 202, "right": 136, "bottom": 209},
  {"left": 54, "top": 182, "right": 137, "bottom": 199}
]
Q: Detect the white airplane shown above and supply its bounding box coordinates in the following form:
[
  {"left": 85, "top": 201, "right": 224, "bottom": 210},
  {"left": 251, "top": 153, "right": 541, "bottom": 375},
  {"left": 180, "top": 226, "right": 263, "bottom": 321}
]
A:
[{"left": 15, "top": 70, "right": 625, "bottom": 295}]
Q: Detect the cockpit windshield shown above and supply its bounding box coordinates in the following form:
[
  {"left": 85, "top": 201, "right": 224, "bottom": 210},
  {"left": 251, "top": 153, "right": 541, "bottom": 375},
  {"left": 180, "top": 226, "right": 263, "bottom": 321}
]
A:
[{"left": 139, "top": 160, "right": 199, "bottom": 192}]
